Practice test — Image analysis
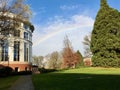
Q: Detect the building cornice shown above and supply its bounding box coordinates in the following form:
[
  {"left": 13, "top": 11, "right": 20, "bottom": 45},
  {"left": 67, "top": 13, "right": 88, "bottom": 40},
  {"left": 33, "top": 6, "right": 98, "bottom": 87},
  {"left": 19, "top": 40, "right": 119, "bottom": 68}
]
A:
[{"left": 0, "top": 12, "right": 34, "bottom": 32}]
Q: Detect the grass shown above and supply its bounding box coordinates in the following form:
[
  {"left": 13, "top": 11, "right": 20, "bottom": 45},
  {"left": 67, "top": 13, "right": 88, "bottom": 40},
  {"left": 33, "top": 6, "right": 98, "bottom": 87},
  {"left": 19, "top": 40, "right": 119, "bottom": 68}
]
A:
[
  {"left": 0, "top": 76, "right": 19, "bottom": 90},
  {"left": 32, "top": 67, "right": 120, "bottom": 90}
]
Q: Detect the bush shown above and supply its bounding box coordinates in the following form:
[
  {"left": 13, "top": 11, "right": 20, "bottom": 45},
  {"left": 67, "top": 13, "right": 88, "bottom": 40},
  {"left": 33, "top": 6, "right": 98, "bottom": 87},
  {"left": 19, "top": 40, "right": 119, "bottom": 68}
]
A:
[
  {"left": 39, "top": 68, "right": 56, "bottom": 73},
  {"left": 12, "top": 71, "right": 32, "bottom": 75},
  {"left": 0, "top": 66, "right": 13, "bottom": 77}
]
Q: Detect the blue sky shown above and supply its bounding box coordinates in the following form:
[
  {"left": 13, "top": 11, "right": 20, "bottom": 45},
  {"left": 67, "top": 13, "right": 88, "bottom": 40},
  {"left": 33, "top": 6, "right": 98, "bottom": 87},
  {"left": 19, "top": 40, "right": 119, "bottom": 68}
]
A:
[{"left": 26, "top": 0, "right": 120, "bottom": 56}]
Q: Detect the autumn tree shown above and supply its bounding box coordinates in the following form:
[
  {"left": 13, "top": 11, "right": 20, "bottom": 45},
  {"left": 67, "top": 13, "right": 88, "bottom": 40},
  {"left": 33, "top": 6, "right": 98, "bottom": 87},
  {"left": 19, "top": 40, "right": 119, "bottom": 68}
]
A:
[{"left": 62, "top": 35, "right": 79, "bottom": 68}]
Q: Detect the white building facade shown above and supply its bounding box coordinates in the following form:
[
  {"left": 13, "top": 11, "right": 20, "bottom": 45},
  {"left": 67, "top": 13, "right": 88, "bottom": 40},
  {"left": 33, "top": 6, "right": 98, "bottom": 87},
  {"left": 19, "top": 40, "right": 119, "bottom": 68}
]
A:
[{"left": 0, "top": 13, "right": 34, "bottom": 71}]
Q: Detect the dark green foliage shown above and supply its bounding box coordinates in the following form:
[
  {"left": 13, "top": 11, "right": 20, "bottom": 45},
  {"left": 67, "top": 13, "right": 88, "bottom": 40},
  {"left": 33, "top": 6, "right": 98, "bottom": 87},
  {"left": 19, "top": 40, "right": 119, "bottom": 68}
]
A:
[
  {"left": 77, "top": 50, "right": 83, "bottom": 59},
  {"left": 12, "top": 71, "right": 32, "bottom": 75},
  {"left": 76, "top": 50, "right": 84, "bottom": 66},
  {"left": 0, "top": 66, "right": 32, "bottom": 77},
  {"left": 38, "top": 68, "right": 56, "bottom": 73},
  {"left": 0, "top": 66, "right": 13, "bottom": 77},
  {"left": 91, "top": 0, "right": 120, "bottom": 67}
]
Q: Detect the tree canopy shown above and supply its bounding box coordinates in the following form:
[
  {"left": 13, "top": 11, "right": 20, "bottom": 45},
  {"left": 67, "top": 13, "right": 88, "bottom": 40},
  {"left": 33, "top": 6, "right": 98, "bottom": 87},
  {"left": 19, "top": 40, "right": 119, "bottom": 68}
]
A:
[
  {"left": 62, "top": 35, "right": 80, "bottom": 68},
  {"left": 91, "top": 0, "right": 120, "bottom": 67},
  {"left": 0, "top": 0, "right": 33, "bottom": 47}
]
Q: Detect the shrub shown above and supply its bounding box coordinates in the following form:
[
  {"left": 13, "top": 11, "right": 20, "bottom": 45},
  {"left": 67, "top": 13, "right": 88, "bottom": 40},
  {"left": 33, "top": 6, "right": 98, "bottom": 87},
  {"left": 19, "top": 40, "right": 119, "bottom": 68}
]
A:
[
  {"left": 39, "top": 68, "right": 56, "bottom": 73},
  {"left": 0, "top": 66, "right": 13, "bottom": 77},
  {"left": 12, "top": 71, "right": 32, "bottom": 75}
]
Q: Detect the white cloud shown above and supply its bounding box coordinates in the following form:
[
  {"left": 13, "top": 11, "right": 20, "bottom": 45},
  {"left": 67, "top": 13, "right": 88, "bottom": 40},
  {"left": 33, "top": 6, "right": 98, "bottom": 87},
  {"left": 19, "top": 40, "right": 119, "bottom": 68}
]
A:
[
  {"left": 32, "top": 14, "right": 94, "bottom": 56},
  {"left": 60, "top": 5, "right": 80, "bottom": 10},
  {"left": 32, "top": 7, "right": 46, "bottom": 18}
]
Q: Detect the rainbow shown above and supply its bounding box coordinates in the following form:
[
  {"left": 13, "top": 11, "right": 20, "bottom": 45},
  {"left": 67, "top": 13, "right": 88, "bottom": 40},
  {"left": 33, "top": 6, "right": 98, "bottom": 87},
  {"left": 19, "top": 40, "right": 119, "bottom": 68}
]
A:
[{"left": 33, "top": 25, "right": 92, "bottom": 47}]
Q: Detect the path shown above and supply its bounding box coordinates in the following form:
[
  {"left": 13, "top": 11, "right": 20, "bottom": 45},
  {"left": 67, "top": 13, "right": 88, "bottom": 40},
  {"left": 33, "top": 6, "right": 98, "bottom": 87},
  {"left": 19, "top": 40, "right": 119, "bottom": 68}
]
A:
[{"left": 9, "top": 75, "right": 34, "bottom": 90}]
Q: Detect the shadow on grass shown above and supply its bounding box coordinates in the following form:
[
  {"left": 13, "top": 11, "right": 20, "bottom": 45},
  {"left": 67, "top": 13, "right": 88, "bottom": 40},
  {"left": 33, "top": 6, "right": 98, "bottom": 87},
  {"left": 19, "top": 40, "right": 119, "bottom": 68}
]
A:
[
  {"left": 32, "top": 73, "right": 120, "bottom": 90},
  {"left": 0, "top": 76, "right": 19, "bottom": 90}
]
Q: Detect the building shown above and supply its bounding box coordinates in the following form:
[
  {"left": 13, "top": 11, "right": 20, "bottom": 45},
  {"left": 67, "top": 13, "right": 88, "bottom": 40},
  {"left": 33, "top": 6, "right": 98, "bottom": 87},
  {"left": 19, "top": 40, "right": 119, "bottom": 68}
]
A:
[
  {"left": 0, "top": 12, "right": 34, "bottom": 72},
  {"left": 84, "top": 58, "right": 92, "bottom": 66}
]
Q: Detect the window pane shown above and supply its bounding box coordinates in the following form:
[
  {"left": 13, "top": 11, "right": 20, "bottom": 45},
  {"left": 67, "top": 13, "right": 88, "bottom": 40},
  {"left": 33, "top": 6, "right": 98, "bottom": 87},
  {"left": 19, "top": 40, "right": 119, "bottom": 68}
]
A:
[
  {"left": 1, "top": 42, "right": 8, "bottom": 61},
  {"left": 24, "top": 32, "right": 28, "bottom": 39},
  {"left": 14, "top": 41, "right": 20, "bottom": 61},
  {"left": 14, "top": 30, "right": 20, "bottom": 37}
]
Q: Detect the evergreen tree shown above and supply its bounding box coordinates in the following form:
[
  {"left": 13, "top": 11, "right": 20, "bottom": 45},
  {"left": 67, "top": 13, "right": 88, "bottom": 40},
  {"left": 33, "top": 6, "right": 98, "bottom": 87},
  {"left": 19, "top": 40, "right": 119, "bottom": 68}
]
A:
[
  {"left": 76, "top": 50, "right": 84, "bottom": 66},
  {"left": 91, "top": 0, "right": 120, "bottom": 67}
]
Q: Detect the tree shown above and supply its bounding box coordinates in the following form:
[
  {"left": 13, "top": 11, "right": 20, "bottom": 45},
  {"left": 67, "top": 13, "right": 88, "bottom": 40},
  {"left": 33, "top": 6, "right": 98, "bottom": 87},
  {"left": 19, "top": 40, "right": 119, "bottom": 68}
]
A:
[
  {"left": 76, "top": 50, "right": 84, "bottom": 66},
  {"left": 32, "top": 56, "right": 39, "bottom": 66},
  {"left": 83, "top": 34, "right": 92, "bottom": 58},
  {"left": 62, "top": 35, "right": 79, "bottom": 68},
  {"left": 0, "top": 0, "right": 32, "bottom": 52},
  {"left": 32, "top": 56, "right": 44, "bottom": 68},
  {"left": 91, "top": 0, "right": 120, "bottom": 67},
  {"left": 47, "top": 51, "right": 59, "bottom": 69},
  {"left": 38, "top": 56, "right": 44, "bottom": 67}
]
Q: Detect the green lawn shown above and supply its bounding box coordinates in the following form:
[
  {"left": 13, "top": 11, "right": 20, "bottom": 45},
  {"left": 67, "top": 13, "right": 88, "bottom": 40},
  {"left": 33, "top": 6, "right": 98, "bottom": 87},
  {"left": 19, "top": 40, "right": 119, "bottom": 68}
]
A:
[
  {"left": 32, "top": 67, "right": 120, "bottom": 90},
  {"left": 0, "top": 76, "right": 19, "bottom": 90}
]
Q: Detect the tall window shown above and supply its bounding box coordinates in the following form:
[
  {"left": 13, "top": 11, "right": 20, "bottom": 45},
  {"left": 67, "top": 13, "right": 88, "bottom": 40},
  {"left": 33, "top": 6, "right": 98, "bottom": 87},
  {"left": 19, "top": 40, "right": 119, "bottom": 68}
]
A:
[
  {"left": 14, "top": 41, "right": 20, "bottom": 61},
  {"left": 29, "top": 45, "right": 31, "bottom": 62},
  {"left": 1, "top": 43, "right": 8, "bottom": 61},
  {"left": 24, "top": 24, "right": 29, "bottom": 30},
  {"left": 24, "top": 43, "right": 28, "bottom": 62},
  {"left": 14, "top": 30, "right": 20, "bottom": 37},
  {"left": 29, "top": 33, "right": 32, "bottom": 41},
  {"left": 24, "top": 32, "right": 28, "bottom": 39}
]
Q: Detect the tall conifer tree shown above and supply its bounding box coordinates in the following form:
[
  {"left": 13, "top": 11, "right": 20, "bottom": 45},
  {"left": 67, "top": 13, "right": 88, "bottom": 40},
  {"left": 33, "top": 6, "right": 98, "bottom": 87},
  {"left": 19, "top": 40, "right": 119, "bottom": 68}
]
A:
[{"left": 91, "top": 0, "right": 120, "bottom": 67}]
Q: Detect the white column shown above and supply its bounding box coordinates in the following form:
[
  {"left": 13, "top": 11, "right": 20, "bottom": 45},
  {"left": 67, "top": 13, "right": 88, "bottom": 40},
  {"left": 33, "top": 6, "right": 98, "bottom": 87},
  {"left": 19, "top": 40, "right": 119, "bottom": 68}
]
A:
[
  {"left": 20, "top": 41, "right": 24, "bottom": 62},
  {"left": 28, "top": 43, "right": 29, "bottom": 63},
  {"left": 0, "top": 46, "right": 2, "bottom": 61},
  {"left": 28, "top": 43, "right": 31, "bottom": 62},
  {"left": 8, "top": 43, "right": 14, "bottom": 62},
  {"left": 27, "top": 43, "right": 29, "bottom": 62},
  {"left": 19, "top": 29, "right": 24, "bottom": 62}
]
